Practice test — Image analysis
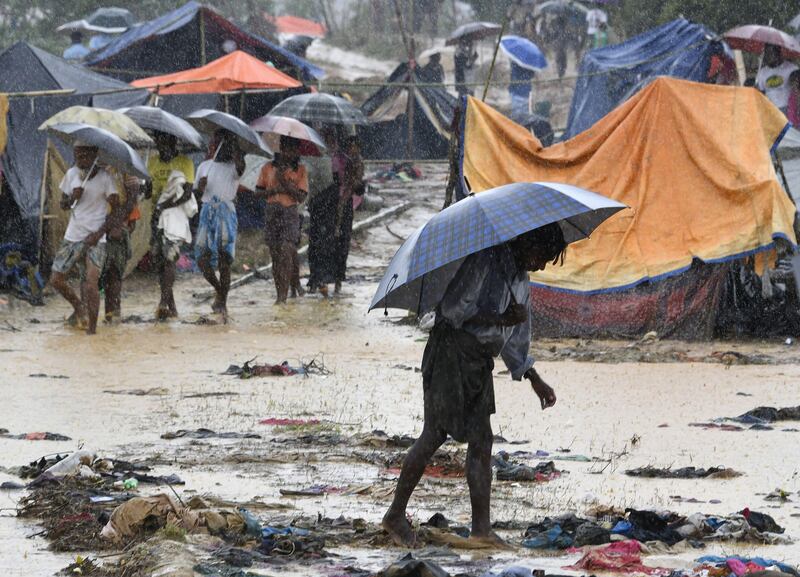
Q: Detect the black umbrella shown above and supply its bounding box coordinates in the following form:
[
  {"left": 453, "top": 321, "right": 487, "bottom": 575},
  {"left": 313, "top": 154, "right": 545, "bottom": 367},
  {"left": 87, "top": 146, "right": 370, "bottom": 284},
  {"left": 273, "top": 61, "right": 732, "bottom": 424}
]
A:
[
  {"left": 445, "top": 21, "right": 502, "bottom": 46},
  {"left": 185, "top": 109, "right": 272, "bottom": 158},
  {"left": 45, "top": 123, "right": 150, "bottom": 180},
  {"left": 268, "top": 93, "right": 368, "bottom": 125},
  {"left": 118, "top": 106, "right": 204, "bottom": 150}
]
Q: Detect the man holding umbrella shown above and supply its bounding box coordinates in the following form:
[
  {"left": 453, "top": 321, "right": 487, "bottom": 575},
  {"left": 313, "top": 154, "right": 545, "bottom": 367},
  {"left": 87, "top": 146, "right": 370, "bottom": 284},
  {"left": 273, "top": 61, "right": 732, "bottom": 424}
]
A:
[
  {"left": 373, "top": 181, "right": 626, "bottom": 547},
  {"left": 756, "top": 44, "right": 798, "bottom": 113},
  {"left": 50, "top": 142, "right": 121, "bottom": 335}
]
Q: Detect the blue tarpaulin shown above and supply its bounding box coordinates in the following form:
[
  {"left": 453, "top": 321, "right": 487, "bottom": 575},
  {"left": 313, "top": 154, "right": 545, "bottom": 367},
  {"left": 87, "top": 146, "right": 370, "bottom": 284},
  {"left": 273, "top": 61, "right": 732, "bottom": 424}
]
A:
[
  {"left": 87, "top": 1, "right": 324, "bottom": 82},
  {"left": 564, "top": 18, "right": 728, "bottom": 138}
]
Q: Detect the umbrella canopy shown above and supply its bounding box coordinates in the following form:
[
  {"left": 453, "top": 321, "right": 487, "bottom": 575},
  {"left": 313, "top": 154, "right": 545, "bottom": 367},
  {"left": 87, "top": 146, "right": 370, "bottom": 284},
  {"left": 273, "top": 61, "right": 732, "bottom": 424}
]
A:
[
  {"left": 186, "top": 109, "right": 272, "bottom": 158},
  {"left": 130, "top": 50, "right": 303, "bottom": 94},
  {"left": 45, "top": 122, "right": 149, "bottom": 180},
  {"left": 790, "top": 13, "right": 800, "bottom": 32},
  {"left": 249, "top": 115, "right": 326, "bottom": 156},
  {"left": 117, "top": 106, "right": 204, "bottom": 149},
  {"left": 268, "top": 93, "right": 368, "bottom": 125},
  {"left": 39, "top": 106, "right": 153, "bottom": 148},
  {"left": 500, "top": 36, "right": 548, "bottom": 70},
  {"left": 57, "top": 7, "right": 136, "bottom": 35},
  {"left": 370, "top": 182, "right": 627, "bottom": 313},
  {"left": 723, "top": 25, "right": 800, "bottom": 59},
  {"left": 445, "top": 22, "right": 502, "bottom": 46},
  {"left": 265, "top": 14, "right": 327, "bottom": 38},
  {"left": 535, "top": 0, "right": 589, "bottom": 17}
]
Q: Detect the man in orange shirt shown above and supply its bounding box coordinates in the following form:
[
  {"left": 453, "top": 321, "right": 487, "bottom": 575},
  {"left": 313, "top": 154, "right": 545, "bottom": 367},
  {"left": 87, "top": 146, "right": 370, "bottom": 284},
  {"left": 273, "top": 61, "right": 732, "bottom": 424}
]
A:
[{"left": 256, "top": 137, "right": 308, "bottom": 304}]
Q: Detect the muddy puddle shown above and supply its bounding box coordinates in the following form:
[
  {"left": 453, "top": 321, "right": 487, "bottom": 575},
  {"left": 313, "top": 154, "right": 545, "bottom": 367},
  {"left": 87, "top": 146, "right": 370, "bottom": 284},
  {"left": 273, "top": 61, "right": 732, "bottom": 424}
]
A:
[{"left": 1, "top": 163, "right": 800, "bottom": 574}]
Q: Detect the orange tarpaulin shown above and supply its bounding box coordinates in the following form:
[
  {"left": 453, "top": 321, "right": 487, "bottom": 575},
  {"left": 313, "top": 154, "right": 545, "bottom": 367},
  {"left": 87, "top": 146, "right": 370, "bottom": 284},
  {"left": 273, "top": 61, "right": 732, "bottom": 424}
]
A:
[
  {"left": 131, "top": 50, "right": 302, "bottom": 95},
  {"left": 462, "top": 77, "right": 796, "bottom": 293},
  {"left": 266, "top": 14, "right": 327, "bottom": 38}
]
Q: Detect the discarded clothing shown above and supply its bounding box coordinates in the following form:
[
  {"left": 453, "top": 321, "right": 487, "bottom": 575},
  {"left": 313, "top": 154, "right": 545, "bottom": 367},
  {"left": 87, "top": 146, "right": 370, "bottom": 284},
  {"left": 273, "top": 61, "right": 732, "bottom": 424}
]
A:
[
  {"left": 378, "top": 553, "right": 450, "bottom": 577},
  {"left": 566, "top": 541, "right": 670, "bottom": 575},
  {"left": 740, "top": 508, "right": 784, "bottom": 534},
  {"left": 0, "top": 430, "right": 71, "bottom": 441},
  {"left": 695, "top": 555, "right": 798, "bottom": 576},
  {"left": 626, "top": 466, "right": 741, "bottom": 479},
  {"left": 359, "top": 430, "right": 416, "bottom": 448},
  {"left": 494, "top": 453, "right": 561, "bottom": 482},
  {"left": 224, "top": 360, "right": 302, "bottom": 378},
  {"left": 733, "top": 406, "right": 800, "bottom": 423},
  {"left": 161, "top": 429, "right": 261, "bottom": 440},
  {"left": 521, "top": 525, "right": 573, "bottom": 549},
  {"left": 523, "top": 514, "right": 608, "bottom": 549}
]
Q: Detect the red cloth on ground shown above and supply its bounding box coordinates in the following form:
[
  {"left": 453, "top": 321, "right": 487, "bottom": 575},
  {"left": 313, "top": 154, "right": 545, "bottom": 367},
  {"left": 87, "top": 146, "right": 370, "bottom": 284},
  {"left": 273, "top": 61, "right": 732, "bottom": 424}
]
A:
[{"left": 566, "top": 541, "right": 671, "bottom": 575}]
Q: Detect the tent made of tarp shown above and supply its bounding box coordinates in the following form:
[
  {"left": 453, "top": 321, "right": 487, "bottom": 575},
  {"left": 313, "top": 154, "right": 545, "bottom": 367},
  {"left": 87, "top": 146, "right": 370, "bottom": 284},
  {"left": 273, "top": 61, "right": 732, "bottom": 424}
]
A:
[
  {"left": 565, "top": 18, "right": 730, "bottom": 139},
  {"left": 459, "top": 77, "right": 796, "bottom": 339},
  {"left": 0, "top": 41, "right": 134, "bottom": 94},
  {"left": 359, "top": 62, "right": 457, "bottom": 160},
  {"left": 131, "top": 50, "right": 303, "bottom": 94},
  {"left": 265, "top": 14, "right": 327, "bottom": 38},
  {"left": 86, "top": 1, "right": 324, "bottom": 82}
]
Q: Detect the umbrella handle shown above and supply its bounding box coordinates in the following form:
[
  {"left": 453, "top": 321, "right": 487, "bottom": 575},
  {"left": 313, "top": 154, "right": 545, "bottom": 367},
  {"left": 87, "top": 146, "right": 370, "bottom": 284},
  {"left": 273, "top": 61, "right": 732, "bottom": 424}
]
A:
[
  {"left": 384, "top": 273, "right": 398, "bottom": 317},
  {"left": 73, "top": 158, "right": 99, "bottom": 209},
  {"left": 212, "top": 141, "right": 223, "bottom": 161}
]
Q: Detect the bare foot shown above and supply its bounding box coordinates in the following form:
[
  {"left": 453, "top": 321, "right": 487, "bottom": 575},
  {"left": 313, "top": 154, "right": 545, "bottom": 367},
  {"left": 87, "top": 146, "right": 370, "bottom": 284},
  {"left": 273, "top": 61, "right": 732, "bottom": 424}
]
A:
[
  {"left": 155, "top": 306, "right": 171, "bottom": 321},
  {"left": 319, "top": 285, "right": 329, "bottom": 298},
  {"left": 334, "top": 281, "right": 342, "bottom": 294},
  {"left": 382, "top": 512, "right": 416, "bottom": 548},
  {"left": 211, "top": 298, "right": 224, "bottom": 314},
  {"left": 467, "top": 532, "right": 512, "bottom": 550}
]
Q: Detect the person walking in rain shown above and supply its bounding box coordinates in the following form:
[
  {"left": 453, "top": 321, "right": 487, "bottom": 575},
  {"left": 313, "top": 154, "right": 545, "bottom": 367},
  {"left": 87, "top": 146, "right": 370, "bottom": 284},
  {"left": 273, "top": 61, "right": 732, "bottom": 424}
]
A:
[
  {"left": 102, "top": 169, "right": 140, "bottom": 322},
  {"left": 257, "top": 136, "right": 309, "bottom": 304},
  {"left": 757, "top": 44, "right": 799, "bottom": 114},
  {"left": 382, "top": 223, "right": 564, "bottom": 547},
  {"left": 50, "top": 142, "right": 121, "bottom": 334},
  {"left": 331, "top": 134, "right": 364, "bottom": 294},
  {"left": 194, "top": 130, "right": 245, "bottom": 319},
  {"left": 454, "top": 39, "right": 478, "bottom": 97},
  {"left": 146, "top": 131, "right": 196, "bottom": 319}
]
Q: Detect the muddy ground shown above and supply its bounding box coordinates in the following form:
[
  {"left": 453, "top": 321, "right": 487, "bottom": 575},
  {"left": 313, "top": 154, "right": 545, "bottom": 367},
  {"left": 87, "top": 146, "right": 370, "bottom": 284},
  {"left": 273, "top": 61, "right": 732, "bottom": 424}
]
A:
[{"left": 1, "top": 163, "right": 800, "bottom": 575}]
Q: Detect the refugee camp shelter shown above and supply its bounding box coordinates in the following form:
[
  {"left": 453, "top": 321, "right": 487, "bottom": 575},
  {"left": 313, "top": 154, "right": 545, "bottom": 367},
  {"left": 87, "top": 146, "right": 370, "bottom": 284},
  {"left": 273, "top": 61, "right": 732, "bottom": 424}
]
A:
[
  {"left": 87, "top": 1, "right": 324, "bottom": 83},
  {"left": 459, "top": 78, "right": 797, "bottom": 339},
  {"left": 360, "top": 62, "right": 457, "bottom": 160},
  {"left": 565, "top": 18, "right": 731, "bottom": 138},
  {"left": 0, "top": 42, "right": 132, "bottom": 95},
  {"left": 265, "top": 14, "right": 327, "bottom": 38}
]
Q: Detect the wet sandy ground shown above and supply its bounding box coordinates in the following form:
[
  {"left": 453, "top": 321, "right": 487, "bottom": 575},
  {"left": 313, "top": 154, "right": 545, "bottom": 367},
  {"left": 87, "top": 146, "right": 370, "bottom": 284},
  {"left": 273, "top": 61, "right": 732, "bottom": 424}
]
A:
[{"left": 1, "top": 163, "right": 800, "bottom": 575}]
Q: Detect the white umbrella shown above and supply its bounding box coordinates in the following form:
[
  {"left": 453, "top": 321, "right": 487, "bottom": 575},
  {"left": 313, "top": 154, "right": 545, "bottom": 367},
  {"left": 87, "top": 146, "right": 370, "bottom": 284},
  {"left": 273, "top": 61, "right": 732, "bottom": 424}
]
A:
[{"left": 249, "top": 115, "right": 326, "bottom": 156}]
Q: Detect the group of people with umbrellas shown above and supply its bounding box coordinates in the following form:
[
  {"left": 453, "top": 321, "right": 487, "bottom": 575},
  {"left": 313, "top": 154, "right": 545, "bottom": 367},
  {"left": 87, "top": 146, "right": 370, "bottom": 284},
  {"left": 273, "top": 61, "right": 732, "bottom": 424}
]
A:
[{"left": 42, "top": 92, "right": 370, "bottom": 332}]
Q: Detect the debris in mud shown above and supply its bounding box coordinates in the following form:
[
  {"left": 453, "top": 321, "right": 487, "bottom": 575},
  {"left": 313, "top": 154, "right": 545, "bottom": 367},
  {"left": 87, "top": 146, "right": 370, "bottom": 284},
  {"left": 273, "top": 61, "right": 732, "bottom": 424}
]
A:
[
  {"left": 104, "top": 387, "right": 169, "bottom": 396},
  {"left": 366, "top": 447, "right": 465, "bottom": 478},
  {"left": 183, "top": 391, "right": 240, "bottom": 399},
  {"left": 0, "top": 480, "right": 25, "bottom": 490},
  {"left": 161, "top": 428, "right": 261, "bottom": 440},
  {"left": 28, "top": 373, "right": 69, "bottom": 379},
  {"left": 182, "top": 315, "right": 220, "bottom": 325},
  {"left": 259, "top": 418, "right": 321, "bottom": 427},
  {"left": 0, "top": 429, "right": 71, "bottom": 441},
  {"left": 567, "top": 540, "right": 666, "bottom": 575},
  {"left": 493, "top": 453, "right": 562, "bottom": 483},
  {"left": 359, "top": 430, "right": 416, "bottom": 448},
  {"left": 626, "top": 466, "right": 742, "bottom": 479},
  {"left": 378, "top": 553, "right": 449, "bottom": 577},
  {"left": 224, "top": 357, "right": 332, "bottom": 378},
  {"left": 732, "top": 406, "right": 800, "bottom": 423},
  {"left": 279, "top": 485, "right": 346, "bottom": 497},
  {"left": 764, "top": 488, "right": 792, "bottom": 502}
]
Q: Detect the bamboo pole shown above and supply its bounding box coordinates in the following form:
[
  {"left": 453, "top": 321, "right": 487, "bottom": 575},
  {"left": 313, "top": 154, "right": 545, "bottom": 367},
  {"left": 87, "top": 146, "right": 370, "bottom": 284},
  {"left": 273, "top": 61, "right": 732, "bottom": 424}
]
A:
[{"left": 482, "top": 15, "right": 508, "bottom": 101}]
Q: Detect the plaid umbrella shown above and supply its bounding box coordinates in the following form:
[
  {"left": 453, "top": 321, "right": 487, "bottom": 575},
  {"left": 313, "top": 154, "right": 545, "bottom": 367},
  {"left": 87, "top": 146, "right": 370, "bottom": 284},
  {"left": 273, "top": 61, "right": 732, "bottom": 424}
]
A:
[
  {"left": 268, "top": 93, "right": 368, "bottom": 125},
  {"left": 186, "top": 109, "right": 272, "bottom": 158},
  {"left": 370, "top": 182, "right": 626, "bottom": 313},
  {"left": 118, "top": 106, "right": 204, "bottom": 150}
]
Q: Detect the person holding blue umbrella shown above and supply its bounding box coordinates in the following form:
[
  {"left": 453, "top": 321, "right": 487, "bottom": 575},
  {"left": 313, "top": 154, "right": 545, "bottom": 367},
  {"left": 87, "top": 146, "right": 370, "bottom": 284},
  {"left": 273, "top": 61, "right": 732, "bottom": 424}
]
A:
[
  {"left": 376, "top": 181, "right": 626, "bottom": 547},
  {"left": 500, "top": 36, "right": 548, "bottom": 117}
]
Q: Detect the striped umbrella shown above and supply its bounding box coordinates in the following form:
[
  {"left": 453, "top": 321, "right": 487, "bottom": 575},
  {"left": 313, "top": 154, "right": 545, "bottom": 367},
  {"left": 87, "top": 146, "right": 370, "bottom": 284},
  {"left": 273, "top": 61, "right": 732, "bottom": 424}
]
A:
[
  {"left": 268, "top": 93, "right": 368, "bottom": 126},
  {"left": 370, "top": 182, "right": 627, "bottom": 313}
]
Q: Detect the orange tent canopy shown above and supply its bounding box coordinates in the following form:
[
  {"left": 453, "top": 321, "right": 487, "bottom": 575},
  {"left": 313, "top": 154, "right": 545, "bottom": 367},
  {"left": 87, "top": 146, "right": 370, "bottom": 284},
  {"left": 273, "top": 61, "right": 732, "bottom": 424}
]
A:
[
  {"left": 131, "top": 50, "right": 302, "bottom": 95},
  {"left": 266, "top": 14, "right": 327, "bottom": 38}
]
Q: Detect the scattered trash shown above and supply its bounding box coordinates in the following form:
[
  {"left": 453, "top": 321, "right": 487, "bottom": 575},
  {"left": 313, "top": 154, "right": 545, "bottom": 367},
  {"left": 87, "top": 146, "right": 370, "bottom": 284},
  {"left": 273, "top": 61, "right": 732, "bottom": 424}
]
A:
[
  {"left": 104, "top": 387, "right": 169, "bottom": 396},
  {"left": 28, "top": 373, "right": 69, "bottom": 379},
  {"left": 183, "top": 391, "right": 240, "bottom": 399},
  {"left": 566, "top": 540, "right": 669, "bottom": 575},
  {"left": 626, "top": 466, "right": 741, "bottom": 479},
  {"left": 764, "top": 488, "right": 792, "bottom": 502},
  {"left": 377, "top": 553, "right": 450, "bottom": 577},
  {"left": 279, "top": 485, "right": 346, "bottom": 497},
  {"left": 224, "top": 357, "right": 331, "bottom": 379},
  {"left": 161, "top": 429, "right": 261, "bottom": 440}
]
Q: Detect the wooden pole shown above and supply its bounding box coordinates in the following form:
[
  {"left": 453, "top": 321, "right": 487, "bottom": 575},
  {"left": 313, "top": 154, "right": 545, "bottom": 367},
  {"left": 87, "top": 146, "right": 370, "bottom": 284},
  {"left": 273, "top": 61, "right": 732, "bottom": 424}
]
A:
[
  {"left": 406, "top": 0, "right": 415, "bottom": 159},
  {"left": 482, "top": 15, "right": 508, "bottom": 101},
  {"left": 199, "top": 10, "right": 207, "bottom": 66}
]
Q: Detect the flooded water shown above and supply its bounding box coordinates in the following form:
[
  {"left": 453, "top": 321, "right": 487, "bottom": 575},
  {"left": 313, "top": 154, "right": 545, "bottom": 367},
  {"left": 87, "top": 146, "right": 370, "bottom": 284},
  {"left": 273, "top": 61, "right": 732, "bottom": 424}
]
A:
[{"left": 1, "top": 163, "right": 799, "bottom": 574}]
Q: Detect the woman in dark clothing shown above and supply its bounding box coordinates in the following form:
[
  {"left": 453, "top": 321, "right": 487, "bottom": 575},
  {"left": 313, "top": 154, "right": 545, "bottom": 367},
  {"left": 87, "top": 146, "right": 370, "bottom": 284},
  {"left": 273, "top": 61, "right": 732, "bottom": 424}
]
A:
[{"left": 331, "top": 135, "right": 364, "bottom": 294}]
